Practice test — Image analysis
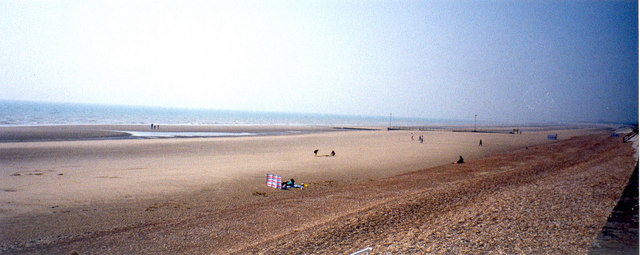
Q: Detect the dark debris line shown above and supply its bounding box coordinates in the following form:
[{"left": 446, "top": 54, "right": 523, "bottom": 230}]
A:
[{"left": 590, "top": 162, "right": 639, "bottom": 255}]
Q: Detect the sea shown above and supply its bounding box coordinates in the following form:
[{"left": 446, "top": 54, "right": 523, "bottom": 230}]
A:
[{"left": 0, "top": 100, "right": 469, "bottom": 127}]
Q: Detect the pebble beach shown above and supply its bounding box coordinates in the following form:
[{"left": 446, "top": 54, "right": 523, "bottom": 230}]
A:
[{"left": 0, "top": 125, "right": 635, "bottom": 254}]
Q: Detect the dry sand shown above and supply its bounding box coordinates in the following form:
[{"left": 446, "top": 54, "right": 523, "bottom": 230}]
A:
[{"left": 0, "top": 125, "right": 632, "bottom": 253}]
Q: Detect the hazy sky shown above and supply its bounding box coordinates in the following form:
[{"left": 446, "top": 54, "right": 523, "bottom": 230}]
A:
[{"left": 1, "top": 0, "right": 638, "bottom": 124}]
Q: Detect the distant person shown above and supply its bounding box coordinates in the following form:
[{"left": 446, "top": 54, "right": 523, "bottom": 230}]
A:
[
  {"left": 420, "top": 135, "right": 424, "bottom": 143},
  {"left": 479, "top": 139, "right": 483, "bottom": 146},
  {"left": 151, "top": 123, "right": 154, "bottom": 129},
  {"left": 411, "top": 133, "right": 414, "bottom": 141},
  {"left": 456, "top": 156, "right": 464, "bottom": 164},
  {"left": 314, "top": 149, "right": 319, "bottom": 156},
  {"left": 331, "top": 150, "right": 336, "bottom": 157}
]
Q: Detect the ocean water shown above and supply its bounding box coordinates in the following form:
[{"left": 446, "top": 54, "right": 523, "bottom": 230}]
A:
[{"left": 0, "top": 100, "right": 466, "bottom": 127}]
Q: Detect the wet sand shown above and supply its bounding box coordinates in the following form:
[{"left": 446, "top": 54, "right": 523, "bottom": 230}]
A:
[
  {"left": 0, "top": 125, "right": 337, "bottom": 142},
  {"left": 0, "top": 125, "right": 630, "bottom": 253}
]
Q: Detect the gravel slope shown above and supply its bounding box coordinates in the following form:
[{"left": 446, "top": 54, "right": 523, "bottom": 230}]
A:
[{"left": 237, "top": 134, "right": 636, "bottom": 254}]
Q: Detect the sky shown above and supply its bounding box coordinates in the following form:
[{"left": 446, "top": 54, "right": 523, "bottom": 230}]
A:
[{"left": 1, "top": 0, "right": 638, "bottom": 124}]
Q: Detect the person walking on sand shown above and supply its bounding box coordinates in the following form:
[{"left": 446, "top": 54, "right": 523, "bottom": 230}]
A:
[
  {"left": 479, "top": 139, "right": 483, "bottom": 146},
  {"left": 314, "top": 149, "right": 319, "bottom": 156},
  {"left": 411, "top": 133, "right": 414, "bottom": 141},
  {"left": 331, "top": 150, "right": 335, "bottom": 157}
]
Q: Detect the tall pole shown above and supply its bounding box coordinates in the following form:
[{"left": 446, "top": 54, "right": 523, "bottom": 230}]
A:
[
  {"left": 389, "top": 113, "right": 392, "bottom": 129},
  {"left": 474, "top": 114, "right": 477, "bottom": 132}
]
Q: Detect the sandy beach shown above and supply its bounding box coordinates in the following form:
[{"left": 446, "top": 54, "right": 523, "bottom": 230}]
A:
[
  {"left": 0, "top": 124, "right": 634, "bottom": 253},
  {"left": 2, "top": 0, "right": 637, "bottom": 253}
]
